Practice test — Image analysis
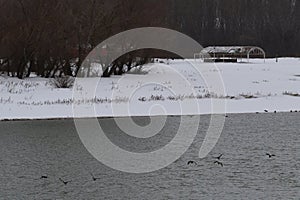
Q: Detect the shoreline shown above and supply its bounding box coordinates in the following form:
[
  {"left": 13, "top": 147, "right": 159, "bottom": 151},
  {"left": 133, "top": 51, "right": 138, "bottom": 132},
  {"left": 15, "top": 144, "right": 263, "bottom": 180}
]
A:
[
  {"left": 1, "top": 110, "right": 299, "bottom": 122},
  {"left": 1, "top": 58, "right": 299, "bottom": 122}
]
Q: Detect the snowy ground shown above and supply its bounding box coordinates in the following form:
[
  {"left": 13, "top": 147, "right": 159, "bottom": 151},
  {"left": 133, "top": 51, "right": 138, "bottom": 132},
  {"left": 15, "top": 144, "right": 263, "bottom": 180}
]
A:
[{"left": 0, "top": 58, "right": 300, "bottom": 120}]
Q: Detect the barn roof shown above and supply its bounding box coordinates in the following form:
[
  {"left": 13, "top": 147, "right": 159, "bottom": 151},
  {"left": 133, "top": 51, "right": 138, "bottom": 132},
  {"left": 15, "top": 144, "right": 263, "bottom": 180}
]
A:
[
  {"left": 201, "top": 46, "right": 256, "bottom": 54},
  {"left": 195, "top": 46, "right": 266, "bottom": 62}
]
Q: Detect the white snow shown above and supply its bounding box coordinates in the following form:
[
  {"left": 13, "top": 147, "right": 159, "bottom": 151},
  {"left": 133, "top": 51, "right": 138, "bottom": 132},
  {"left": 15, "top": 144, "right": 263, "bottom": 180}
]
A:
[{"left": 0, "top": 58, "right": 299, "bottom": 120}]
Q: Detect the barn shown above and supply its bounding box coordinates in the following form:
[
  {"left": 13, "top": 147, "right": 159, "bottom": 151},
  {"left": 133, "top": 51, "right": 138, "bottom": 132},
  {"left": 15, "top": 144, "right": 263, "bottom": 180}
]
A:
[{"left": 195, "top": 46, "right": 266, "bottom": 63}]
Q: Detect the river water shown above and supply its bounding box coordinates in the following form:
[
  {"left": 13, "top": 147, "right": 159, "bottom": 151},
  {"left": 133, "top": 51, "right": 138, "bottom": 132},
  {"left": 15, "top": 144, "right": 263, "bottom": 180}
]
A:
[{"left": 0, "top": 113, "right": 299, "bottom": 199}]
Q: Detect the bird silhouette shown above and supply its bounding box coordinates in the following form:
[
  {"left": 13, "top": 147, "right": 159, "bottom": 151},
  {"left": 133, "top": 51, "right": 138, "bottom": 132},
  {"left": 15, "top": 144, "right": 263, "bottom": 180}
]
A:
[
  {"left": 264, "top": 110, "right": 268, "bottom": 113},
  {"left": 214, "top": 154, "right": 223, "bottom": 160},
  {"left": 214, "top": 161, "right": 224, "bottom": 167},
  {"left": 90, "top": 173, "right": 101, "bottom": 181},
  {"left": 59, "top": 178, "right": 71, "bottom": 185},
  {"left": 40, "top": 175, "right": 48, "bottom": 179},
  {"left": 266, "top": 153, "right": 275, "bottom": 158},
  {"left": 187, "top": 161, "right": 197, "bottom": 165}
]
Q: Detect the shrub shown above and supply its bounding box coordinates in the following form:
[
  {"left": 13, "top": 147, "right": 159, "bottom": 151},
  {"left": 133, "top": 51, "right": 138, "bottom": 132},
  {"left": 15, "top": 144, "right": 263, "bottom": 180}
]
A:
[
  {"left": 51, "top": 76, "right": 74, "bottom": 88},
  {"left": 283, "top": 91, "right": 300, "bottom": 97},
  {"left": 126, "top": 66, "right": 149, "bottom": 75}
]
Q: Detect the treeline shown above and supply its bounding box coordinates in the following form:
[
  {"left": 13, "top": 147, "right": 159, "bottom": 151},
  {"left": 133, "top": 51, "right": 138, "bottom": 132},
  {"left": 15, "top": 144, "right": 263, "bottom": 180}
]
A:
[
  {"left": 168, "top": 0, "right": 300, "bottom": 57},
  {"left": 0, "top": 0, "right": 167, "bottom": 78},
  {"left": 0, "top": 0, "right": 299, "bottom": 78}
]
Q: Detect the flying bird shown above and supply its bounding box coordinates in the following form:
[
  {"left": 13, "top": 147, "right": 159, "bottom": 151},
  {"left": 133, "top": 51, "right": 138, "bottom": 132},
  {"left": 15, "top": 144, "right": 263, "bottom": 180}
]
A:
[
  {"left": 266, "top": 153, "right": 275, "bottom": 158},
  {"left": 187, "top": 161, "right": 197, "bottom": 165},
  {"left": 40, "top": 175, "right": 48, "bottom": 179},
  {"left": 214, "top": 161, "right": 224, "bottom": 167},
  {"left": 90, "top": 173, "right": 101, "bottom": 181},
  {"left": 59, "top": 178, "right": 71, "bottom": 185},
  {"left": 214, "top": 154, "right": 223, "bottom": 160}
]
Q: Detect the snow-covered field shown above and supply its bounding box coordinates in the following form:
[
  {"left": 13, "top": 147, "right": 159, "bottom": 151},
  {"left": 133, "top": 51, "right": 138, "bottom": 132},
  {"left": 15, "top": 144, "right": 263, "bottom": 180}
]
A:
[{"left": 0, "top": 58, "right": 299, "bottom": 120}]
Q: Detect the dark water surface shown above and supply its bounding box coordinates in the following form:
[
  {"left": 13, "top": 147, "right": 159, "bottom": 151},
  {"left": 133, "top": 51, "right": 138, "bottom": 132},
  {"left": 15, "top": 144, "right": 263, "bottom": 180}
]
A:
[{"left": 0, "top": 113, "right": 299, "bottom": 199}]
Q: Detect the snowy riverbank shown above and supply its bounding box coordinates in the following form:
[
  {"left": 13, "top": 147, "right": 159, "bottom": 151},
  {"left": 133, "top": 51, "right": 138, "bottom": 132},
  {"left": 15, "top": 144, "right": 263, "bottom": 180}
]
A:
[{"left": 1, "top": 58, "right": 300, "bottom": 120}]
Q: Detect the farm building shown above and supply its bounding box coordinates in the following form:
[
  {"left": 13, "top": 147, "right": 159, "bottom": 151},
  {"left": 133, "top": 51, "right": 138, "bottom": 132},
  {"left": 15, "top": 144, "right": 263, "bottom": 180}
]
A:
[{"left": 195, "top": 46, "right": 266, "bottom": 63}]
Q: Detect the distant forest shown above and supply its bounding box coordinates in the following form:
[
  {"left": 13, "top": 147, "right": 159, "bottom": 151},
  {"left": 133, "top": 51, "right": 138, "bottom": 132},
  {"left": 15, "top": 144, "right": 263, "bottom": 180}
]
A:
[{"left": 0, "top": 0, "right": 299, "bottom": 78}]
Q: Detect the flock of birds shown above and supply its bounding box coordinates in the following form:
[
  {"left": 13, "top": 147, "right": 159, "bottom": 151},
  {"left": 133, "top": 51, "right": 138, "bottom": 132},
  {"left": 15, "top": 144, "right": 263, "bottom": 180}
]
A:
[
  {"left": 262, "top": 109, "right": 299, "bottom": 113},
  {"left": 39, "top": 172, "right": 101, "bottom": 185},
  {"left": 38, "top": 153, "right": 276, "bottom": 185},
  {"left": 38, "top": 111, "right": 280, "bottom": 185},
  {"left": 214, "top": 110, "right": 294, "bottom": 167},
  {"left": 187, "top": 154, "right": 224, "bottom": 167},
  {"left": 224, "top": 109, "right": 299, "bottom": 117},
  {"left": 36, "top": 152, "right": 277, "bottom": 186},
  {"left": 37, "top": 152, "right": 277, "bottom": 185},
  {"left": 188, "top": 153, "right": 276, "bottom": 168}
]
